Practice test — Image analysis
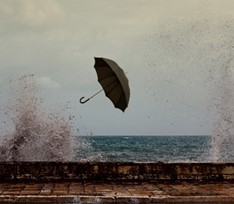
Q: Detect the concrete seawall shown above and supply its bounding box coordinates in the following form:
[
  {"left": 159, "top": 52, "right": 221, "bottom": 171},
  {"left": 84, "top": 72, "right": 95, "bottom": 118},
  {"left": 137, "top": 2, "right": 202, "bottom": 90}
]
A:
[
  {"left": 0, "top": 162, "right": 234, "bottom": 203},
  {"left": 0, "top": 162, "right": 234, "bottom": 182}
]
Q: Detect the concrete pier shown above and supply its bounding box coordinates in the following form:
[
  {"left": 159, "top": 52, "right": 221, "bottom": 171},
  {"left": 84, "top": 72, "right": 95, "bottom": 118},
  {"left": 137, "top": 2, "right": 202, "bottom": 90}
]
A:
[{"left": 0, "top": 162, "right": 233, "bottom": 203}]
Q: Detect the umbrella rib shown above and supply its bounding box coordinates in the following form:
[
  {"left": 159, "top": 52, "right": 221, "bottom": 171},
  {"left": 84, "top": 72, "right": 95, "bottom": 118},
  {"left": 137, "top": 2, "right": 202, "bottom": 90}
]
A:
[
  {"left": 105, "top": 81, "right": 119, "bottom": 97},
  {"left": 98, "top": 74, "right": 116, "bottom": 82},
  {"left": 116, "top": 92, "right": 125, "bottom": 107}
]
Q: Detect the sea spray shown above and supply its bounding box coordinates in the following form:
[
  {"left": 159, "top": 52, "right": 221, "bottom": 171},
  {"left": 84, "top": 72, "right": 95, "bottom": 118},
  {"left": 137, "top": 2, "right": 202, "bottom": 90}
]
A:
[
  {"left": 211, "top": 56, "right": 234, "bottom": 162},
  {"left": 0, "top": 75, "right": 74, "bottom": 161},
  {"left": 74, "top": 136, "right": 105, "bottom": 161}
]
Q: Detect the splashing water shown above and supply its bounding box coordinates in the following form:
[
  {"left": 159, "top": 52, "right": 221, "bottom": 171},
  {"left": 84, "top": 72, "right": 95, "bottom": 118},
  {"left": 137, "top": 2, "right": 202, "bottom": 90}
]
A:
[
  {"left": 0, "top": 75, "right": 75, "bottom": 161},
  {"left": 211, "top": 56, "right": 234, "bottom": 162}
]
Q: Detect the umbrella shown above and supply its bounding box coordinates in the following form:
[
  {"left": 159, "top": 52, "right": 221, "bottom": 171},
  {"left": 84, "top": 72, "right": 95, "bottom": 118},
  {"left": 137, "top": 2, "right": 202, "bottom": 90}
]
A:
[{"left": 80, "top": 57, "right": 130, "bottom": 112}]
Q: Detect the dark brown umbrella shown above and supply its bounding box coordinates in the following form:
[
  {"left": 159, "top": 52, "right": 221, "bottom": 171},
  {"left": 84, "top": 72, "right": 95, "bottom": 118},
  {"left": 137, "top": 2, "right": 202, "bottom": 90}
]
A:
[{"left": 80, "top": 57, "right": 130, "bottom": 112}]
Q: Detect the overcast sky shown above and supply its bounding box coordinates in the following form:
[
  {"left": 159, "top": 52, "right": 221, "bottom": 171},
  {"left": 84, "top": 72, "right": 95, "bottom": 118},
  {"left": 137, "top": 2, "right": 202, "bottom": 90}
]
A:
[{"left": 1, "top": 0, "right": 234, "bottom": 135}]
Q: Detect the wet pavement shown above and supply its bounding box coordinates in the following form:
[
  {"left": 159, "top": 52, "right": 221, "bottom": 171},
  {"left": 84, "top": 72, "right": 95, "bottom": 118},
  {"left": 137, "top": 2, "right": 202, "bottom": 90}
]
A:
[{"left": 0, "top": 181, "right": 234, "bottom": 203}]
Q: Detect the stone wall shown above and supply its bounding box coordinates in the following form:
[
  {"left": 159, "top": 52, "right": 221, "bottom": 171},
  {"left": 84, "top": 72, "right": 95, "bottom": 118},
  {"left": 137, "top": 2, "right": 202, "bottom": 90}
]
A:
[{"left": 0, "top": 162, "right": 234, "bottom": 182}]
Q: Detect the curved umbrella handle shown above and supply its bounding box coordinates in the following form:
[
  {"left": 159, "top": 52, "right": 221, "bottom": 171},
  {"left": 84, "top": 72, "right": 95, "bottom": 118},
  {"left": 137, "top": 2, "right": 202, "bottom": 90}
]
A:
[{"left": 79, "top": 96, "right": 90, "bottom": 104}]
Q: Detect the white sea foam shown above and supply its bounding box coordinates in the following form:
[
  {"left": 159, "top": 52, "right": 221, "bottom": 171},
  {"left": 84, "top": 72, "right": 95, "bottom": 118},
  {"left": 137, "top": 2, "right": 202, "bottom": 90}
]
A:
[
  {"left": 211, "top": 55, "right": 234, "bottom": 162},
  {"left": 0, "top": 75, "right": 74, "bottom": 161}
]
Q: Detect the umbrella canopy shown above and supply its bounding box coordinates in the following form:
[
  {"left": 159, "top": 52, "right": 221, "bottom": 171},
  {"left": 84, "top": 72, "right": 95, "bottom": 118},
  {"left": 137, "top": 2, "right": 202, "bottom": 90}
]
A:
[
  {"left": 94, "top": 57, "right": 130, "bottom": 112},
  {"left": 80, "top": 57, "right": 130, "bottom": 112}
]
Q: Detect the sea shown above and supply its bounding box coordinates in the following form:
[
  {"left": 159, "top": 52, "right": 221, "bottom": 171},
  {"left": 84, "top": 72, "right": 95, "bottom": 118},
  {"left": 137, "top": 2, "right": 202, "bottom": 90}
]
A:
[{"left": 74, "top": 135, "right": 213, "bottom": 162}]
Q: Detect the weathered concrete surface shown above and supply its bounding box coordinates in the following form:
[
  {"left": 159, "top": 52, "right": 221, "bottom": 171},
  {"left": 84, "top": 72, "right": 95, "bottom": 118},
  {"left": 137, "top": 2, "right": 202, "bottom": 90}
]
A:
[
  {"left": 0, "top": 181, "right": 234, "bottom": 203},
  {"left": 0, "top": 162, "right": 234, "bottom": 203},
  {"left": 0, "top": 162, "right": 234, "bottom": 182}
]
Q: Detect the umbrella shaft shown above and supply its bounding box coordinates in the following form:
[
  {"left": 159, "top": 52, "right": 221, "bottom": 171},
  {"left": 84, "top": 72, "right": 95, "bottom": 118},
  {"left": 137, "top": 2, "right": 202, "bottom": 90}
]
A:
[
  {"left": 90, "top": 88, "right": 104, "bottom": 99},
  {"left": 90, "top": 79, "right": 118, "bottom": 99},
  {"left": 80, "top": 79, "right": 118, "bottom": 104}
]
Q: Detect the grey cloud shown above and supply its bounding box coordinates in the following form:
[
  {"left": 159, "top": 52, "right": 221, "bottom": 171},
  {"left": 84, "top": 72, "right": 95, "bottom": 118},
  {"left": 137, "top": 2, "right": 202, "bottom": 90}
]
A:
[{"left": 0, "top": 0, "right": 64, "bottom": 35}]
